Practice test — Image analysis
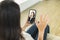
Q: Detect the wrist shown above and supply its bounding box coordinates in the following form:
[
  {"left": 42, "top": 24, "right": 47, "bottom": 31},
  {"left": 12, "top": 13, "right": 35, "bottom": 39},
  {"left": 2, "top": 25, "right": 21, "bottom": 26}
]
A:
[
  {"left": 39, "top": 29, "right": 45, "bottom": 33},
  {"left": 38, "top": 31, "right": 44, "bottom": 36}
]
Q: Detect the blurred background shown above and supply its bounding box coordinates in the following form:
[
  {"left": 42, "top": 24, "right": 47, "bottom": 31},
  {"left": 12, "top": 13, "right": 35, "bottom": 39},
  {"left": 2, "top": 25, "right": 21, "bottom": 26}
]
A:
[
  {"left": 0, "top": 0, "right": 60, "bottom": 38},
  {"left": 20, "top": 0, "right": 60, "bottom": 37}
]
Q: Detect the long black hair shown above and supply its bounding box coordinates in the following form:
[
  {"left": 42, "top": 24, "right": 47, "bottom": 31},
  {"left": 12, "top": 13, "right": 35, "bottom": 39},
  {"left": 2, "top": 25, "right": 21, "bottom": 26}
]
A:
[{"left": 0, "top": 0, "right": 24, "bottom": 40}]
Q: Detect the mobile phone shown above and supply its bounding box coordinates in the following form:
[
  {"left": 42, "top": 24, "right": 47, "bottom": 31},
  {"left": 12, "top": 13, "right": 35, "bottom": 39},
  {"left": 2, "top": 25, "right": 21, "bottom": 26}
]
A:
[{"left": 28, "top": 9, "right": 36, "bottom": 24}]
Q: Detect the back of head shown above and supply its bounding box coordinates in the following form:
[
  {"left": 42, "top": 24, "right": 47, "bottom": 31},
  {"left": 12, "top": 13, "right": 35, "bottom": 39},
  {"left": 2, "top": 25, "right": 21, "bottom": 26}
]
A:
[
  {"left": 4, "top": 0, "right": 13, "bottom": 1},
  {"left": 0, "top": 0, "right": 24, "bottom": 40}
]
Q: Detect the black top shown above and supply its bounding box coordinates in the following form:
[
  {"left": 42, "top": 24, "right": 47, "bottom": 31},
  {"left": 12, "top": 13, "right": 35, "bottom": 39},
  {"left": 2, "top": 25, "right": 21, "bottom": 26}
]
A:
[{"left": 28, "top": 17, "right": 35, "bottom": 24}]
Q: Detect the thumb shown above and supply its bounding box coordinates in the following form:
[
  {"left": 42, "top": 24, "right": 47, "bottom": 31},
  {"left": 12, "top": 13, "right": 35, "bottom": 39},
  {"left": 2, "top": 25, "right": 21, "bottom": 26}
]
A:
[{"left": 35, "top": 20, "right": 39, "bottom": 27}]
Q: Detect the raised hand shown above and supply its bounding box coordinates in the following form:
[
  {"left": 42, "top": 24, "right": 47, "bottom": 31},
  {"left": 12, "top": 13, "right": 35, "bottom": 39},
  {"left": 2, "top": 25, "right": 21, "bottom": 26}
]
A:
[{"left": 35, "top": 15, "right": 49, "bottom": 32}]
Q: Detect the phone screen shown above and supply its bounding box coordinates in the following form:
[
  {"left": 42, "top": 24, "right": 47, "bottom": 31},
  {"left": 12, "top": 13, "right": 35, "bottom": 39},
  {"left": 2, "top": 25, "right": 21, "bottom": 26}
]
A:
[{"left": 28, "top": 9, "right": 36, "bottom": 24}]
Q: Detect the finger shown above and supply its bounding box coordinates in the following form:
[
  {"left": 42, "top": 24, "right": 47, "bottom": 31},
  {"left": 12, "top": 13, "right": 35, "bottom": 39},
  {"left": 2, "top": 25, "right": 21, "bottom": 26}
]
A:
[
  {"left": 45, "top": 15, "right": 49, "bottom": 24},
  {"left": 43, "top": 14, "right": 47, "bottom": 21},
  {"left": 40, "top": 14, "right": 43, "bottom": 23},
  {"left": 46, "top": 16, "right": 49, "bottom": 24},
  {"left": 35, "top": 20, "right": 38, "bottom": 24},
  {"left": 35, "top": 20, "right": 39, "bottom": 28}
]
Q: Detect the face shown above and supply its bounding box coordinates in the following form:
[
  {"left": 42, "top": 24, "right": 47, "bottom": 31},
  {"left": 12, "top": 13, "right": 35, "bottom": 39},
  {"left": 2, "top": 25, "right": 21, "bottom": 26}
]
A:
[{"left": 29, "top": 12, "right": 34, "bottom": 18}]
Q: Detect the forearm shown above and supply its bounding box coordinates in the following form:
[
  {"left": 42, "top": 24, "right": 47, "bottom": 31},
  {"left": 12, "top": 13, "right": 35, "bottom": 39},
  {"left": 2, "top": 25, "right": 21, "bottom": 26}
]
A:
[
  {"left": 22, "top": 22, "right": 31, "bottom": 31},
  {"left": 38, "top": 31, "right": 44, "bottom": 40}
]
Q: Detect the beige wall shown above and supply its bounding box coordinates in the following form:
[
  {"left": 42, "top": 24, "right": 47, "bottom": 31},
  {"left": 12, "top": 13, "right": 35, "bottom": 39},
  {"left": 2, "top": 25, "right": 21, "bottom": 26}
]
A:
[{"left": 21, "top": 0, "right": 60, "bottom": 36}]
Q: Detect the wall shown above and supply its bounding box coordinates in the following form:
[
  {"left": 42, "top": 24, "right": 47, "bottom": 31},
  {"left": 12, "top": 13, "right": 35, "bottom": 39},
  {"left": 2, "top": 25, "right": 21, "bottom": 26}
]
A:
[{"left": 20, "top": 0, "right": 42, "bottom": 12}]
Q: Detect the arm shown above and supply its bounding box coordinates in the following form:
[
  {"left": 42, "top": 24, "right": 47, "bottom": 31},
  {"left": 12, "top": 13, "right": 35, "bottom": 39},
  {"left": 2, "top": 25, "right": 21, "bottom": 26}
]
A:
[
  {"left": 22, "top": 21, "right": 31, "bottom": 31},
  {"left": 38, "top": 31, "right": 44, "bottom": 40},
  {"left": 35, "top": 15, "right": 49, "bottom": 40}
]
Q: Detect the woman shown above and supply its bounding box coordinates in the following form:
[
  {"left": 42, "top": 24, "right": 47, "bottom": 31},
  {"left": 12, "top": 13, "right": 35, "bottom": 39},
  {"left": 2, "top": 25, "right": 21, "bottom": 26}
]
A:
[
  {"left": 28, "top": 12, "right": 36, "bottom": 24},
  {"left": 0, "top": 0, "right": 49, "bottom": 40}
]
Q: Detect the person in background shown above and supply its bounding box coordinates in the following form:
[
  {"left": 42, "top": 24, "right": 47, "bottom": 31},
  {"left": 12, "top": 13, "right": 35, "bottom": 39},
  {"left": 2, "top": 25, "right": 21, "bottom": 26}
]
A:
[
  {"left": 28, "top": 12, "right": 35, "bottom": 24},
  {"left": 0, "top": 0, "right": 49, "bottom": 40}
]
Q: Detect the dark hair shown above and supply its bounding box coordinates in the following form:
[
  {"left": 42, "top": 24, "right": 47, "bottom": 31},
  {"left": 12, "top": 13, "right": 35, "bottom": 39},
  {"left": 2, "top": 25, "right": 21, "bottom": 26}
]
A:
[
  {"left": 0, "top": 1, "right": 24, "bottom": 40},
  {"left": 32, "top": 12, "right": 35, "bottom": 17}
]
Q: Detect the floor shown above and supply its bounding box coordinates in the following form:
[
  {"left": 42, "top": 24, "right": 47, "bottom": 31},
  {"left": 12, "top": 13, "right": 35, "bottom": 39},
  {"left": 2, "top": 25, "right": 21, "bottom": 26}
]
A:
[{"left": 21, "top": 0, "right": 60, "bottom": 37}]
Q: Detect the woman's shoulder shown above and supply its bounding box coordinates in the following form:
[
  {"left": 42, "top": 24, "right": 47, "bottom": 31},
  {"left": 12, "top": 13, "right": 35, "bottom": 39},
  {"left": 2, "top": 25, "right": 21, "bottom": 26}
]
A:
[{"left": 22, "top": 31, "right": 34, "bottom": 40}]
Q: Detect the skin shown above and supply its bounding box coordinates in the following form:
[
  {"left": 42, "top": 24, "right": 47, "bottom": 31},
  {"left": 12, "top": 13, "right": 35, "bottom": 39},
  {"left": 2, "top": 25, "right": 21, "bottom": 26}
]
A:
[
  {"left": 22, "top": 15, "right": 49, "bottom": 40},
  {"left": 29, "top": 12, "right": 34, "bottom": 19},
  {"left": 35, "top": 15, "right": 48, "bottom": 40}
]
